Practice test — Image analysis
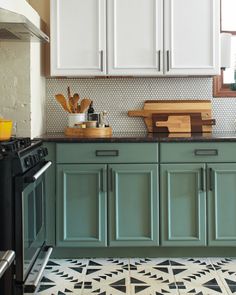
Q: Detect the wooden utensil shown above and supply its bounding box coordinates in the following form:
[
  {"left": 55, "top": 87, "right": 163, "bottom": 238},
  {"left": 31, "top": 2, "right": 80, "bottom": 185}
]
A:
[
  {"left": 72, "top": 93, "right": 80, "bottom": 112},
  {"left": 55, "top": 94, "right": 72, "bottom": 113},
  {"left": 79, "top": 98, "right": 91, "bottom": 113},
  {"left": 67, "top": 86, "right": 72, "bottom": 100}
]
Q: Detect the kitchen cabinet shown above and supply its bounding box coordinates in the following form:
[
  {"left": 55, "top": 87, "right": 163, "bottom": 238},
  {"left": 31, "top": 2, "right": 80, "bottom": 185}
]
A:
[
  {"left": 164, "top": 0, "right": 220, "bottom": 75},
  {"left": 50, "top": 0, "right": 220, "bottom": 76},
  {"left": 160, "top": 143, "right": 236, "bottom": 246},
  {"left": 57, "top": 164, "right": 107, "bottom": 247},
  {"left": 50, "top": 0, "right": 106, "bottom": 76},
  {"left": 109, "top": 164, "right": 158, "bottom": 246},
  {"left": 56, "top": 143, "right": 159, "bottom": 247}
]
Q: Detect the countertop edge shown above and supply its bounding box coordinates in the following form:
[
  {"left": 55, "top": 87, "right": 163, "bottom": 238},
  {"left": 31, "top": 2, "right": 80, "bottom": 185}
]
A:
[{"left": 36, "top": 132, "right": 236, "bottom": 143}]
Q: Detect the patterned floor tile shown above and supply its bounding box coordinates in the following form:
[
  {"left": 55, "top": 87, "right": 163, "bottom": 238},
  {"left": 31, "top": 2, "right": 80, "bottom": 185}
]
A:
[
  {"left": 86, "top": 258, "right": 130, "bottom": 269},
  {"left": 129, "top": 265, "right": 178, "bottom": 294},
  {"left": 24, "top": 258, "right": 236, "bottom": 295},
  {"left": 177, "top": 277, "right": 228, "bottom": 295}
]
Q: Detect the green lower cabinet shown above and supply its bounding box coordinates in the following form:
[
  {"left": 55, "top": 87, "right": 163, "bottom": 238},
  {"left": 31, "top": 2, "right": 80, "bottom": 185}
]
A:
[
  {"left": 161, "top": 164, "right": 206, "bottom": 246},
  {"left": 109, "top": 164, "right": 159, "bottom": 247},
  {"left": 56, "top": 164, "right": 107, "bottom": 247},
  {"left": 208, "top": 163, "right": 236, "bottom": 246}
]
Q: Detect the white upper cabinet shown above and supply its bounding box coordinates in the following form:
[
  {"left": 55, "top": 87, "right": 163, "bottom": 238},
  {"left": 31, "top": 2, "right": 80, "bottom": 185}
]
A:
[
  {"left": 50, "top": 0, "right": 220, "bottom": 76},
  {"left": 107, "top": 0, "right": 163, "bottom": 76},
  {"left": 50, "top": 0, "right": 106, "bottom": 76},
  {"left": 164, "top": 0, "right": 220, "bottom": 75}
]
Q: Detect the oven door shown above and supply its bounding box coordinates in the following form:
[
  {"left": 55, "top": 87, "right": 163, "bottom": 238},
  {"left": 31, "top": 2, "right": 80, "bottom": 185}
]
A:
[{"left": 15, "top": 161, "right": 53, "bottom": 293}]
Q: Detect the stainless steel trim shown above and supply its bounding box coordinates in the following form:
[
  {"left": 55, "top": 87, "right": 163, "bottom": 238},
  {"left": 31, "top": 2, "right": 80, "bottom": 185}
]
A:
[
  {"left": 0, "top": 8, "right": 49, "bottom": 42},
  {"left": 0, "top": 250, "right": 15, "bottom": 279},
  {"left": 100, "top": 50, "right": 104, "bottom": 72},
  {"left": 26, "top": 161, "right": 52, "bottom": 183},
  {"left": 194, "top": 149, "right": 218, "bottom": 156},
  {"left": 95, "top": 150, "right": 119, "bottom": 157},
  {"left": 24, "top": 247, "right": 53, "bottom": 292}
]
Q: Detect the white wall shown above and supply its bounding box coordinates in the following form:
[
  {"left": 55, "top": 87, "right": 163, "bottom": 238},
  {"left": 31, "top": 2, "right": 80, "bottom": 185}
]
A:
[
  {"left": 0, "top": 0, "right": 47, "bottom": 138},
  {"left": 30, "top": 42, "right": 46, "bottom": 138},
  {"left": 0, "top": 41, "right": 47, "bottom": 138},
  {"left": 0, "top": 42, "right": 31, "bottom": 137}
]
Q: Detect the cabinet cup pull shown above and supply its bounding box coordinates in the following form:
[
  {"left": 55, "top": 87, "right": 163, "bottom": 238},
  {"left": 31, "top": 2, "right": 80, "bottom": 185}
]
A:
[
  {"left": 194, "top": 149, "right": 218, "bottom": 156},
  {"left": 200, "top": 167, "right": 205, "bottom": 191},
  {"left": 96, "top": 150, "right": 119, "bottom": 157}
]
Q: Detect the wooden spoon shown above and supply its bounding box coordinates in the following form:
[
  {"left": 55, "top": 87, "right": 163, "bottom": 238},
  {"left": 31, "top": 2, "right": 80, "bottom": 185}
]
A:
[
  {"left": 79, "top": 98, "right": 91, "bottom": 113},
  {"left": 55, "top": 94, "right": 72, "bottom": 113},
  {"left": 67, "top": 86, "right": 71, "bottom": 100},
  {"left": 72, "top": 93, "right": 80, "bottom": 112}
]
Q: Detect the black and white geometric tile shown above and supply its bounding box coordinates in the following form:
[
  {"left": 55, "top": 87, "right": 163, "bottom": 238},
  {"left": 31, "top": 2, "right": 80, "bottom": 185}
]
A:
[{"left": 25, "top": 257, "right": 236, "bottom": 295}]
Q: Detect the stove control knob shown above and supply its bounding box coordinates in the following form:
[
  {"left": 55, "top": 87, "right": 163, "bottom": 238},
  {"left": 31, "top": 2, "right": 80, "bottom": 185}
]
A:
[
  {"left": 42, "top": 147, "right": 48, "bottom": 157},
  {"left": 34, "top": 154, "right": 39, "bottom": 163},
  {"left": 37, "top": 148, "right": 44, "bottom": 159},
  {"left": 24, "top": 156, "right": 31, "bottom": 168}
]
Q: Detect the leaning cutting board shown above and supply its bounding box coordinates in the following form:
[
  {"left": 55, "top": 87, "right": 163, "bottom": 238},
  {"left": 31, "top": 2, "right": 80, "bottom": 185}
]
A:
[
  {"left": 152, "top": 113, "right": 216, "bottom": 133},
  {"left": 128, "top": 100, "right": 213, "bottom": 132}
]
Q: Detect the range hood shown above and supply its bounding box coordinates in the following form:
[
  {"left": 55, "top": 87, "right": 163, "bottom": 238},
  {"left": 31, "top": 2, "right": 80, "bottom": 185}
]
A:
[{"left": 0, "top": 7, "right": 49, "bottom": 42}]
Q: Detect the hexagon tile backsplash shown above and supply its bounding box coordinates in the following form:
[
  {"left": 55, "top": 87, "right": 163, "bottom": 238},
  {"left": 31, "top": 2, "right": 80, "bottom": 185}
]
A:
[{"left": 46, "top": 77, "right": 236, "bottom": 133}]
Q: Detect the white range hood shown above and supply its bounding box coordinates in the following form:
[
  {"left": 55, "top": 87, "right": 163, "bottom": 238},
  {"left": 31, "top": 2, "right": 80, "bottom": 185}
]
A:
[{"left": 0, "top": 0, "right": 49, "bottom": 42}]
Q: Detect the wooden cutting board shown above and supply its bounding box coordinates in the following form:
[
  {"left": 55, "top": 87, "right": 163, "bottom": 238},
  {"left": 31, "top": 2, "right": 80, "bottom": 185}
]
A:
[
  {"left": 152, "top": 113, "right": 215, "bottom": 133},
  {"left": 128, "top": 100, "right": 213, "bottom": 132}
]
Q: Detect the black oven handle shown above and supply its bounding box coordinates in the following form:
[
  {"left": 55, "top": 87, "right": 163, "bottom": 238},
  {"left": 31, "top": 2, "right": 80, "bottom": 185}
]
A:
[{"left": 25, "top": 161, "right": 52, "bottom": 183}]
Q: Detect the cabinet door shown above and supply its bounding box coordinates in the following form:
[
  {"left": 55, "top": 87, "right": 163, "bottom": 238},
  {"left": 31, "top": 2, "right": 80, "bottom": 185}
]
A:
[
  {"left": 50, "top": 0, "right": 106, "bottom": 76},
  {"left": 56, "top": 164, "right": 107, "bottom": 247},
  {"left": 107, "top": 0, "right": 163, "bottom": 76},
  {"left": 208, "top": 164, "right": 236, "bottom": 246},
  {"left": 161, "top": 164, "right": 206, "bottom": 246},
  {"left": 164, "top": 0, "right": 220, "bottom": 75},
  {"left": 109, "top": 164, "right": 158, "bottom": 246}
]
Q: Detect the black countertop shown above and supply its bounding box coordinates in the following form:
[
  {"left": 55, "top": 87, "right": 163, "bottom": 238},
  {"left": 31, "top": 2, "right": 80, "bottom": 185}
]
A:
[{"left": 36, "top": 132, "right": 236, "bottom": 143}]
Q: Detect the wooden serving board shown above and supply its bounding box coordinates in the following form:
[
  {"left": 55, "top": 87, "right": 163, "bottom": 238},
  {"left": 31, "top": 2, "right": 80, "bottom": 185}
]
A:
[
  {"left": 152, "top": 113, "right": 215, "bottom": 133},
  {"left": 65, "top": 127, "right": 112, "bottom": 137},
  {"left": 128, "top": 100, "right": 213, "bottom": 132}
]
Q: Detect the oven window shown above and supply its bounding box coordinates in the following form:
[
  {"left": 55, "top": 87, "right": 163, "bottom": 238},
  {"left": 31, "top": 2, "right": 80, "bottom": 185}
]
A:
[
  {"left": 22, "top": 177, "right": 46, "bottom": 275},
  {"left": 35, "top": 182, "right": 43, "bottom": 236},
  {"left": 24, "top": 191, "right": 35, "bottom": 247}
]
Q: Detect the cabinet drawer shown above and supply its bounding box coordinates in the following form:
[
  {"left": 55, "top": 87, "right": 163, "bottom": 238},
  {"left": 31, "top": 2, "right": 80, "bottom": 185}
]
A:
[
  {"left": 57, "top": 143, "right": 158, "bottom": 163},
  {"left": 160, "top": 142, "right": 236, "bottom": 163}
]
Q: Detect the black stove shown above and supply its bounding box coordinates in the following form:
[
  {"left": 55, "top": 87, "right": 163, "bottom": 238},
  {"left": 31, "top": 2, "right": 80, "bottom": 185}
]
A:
[
  {"left": 0, "top": 137, "right": 48, "bottom": 174},
  {"left": 0, "top": 137, "right": 52, "bottom": 295}
]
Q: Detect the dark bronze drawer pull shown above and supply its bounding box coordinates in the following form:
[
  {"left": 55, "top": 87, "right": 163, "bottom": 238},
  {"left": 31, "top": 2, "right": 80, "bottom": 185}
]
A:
[
  {"left": 200, "top": 167, "right": 205, "bottom": 191},
  {"left": 209, "top": 168, "right": 214, "bottom": 191},
  {"left": 95, "top": 150, "right": 119, "bottom": 157},
  {"left": 194, "top": 149, "right": 218, "bottom": 156}
]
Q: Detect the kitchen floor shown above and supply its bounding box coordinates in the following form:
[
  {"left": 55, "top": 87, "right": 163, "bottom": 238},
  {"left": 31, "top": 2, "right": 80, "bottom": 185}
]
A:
[{"left": 27, "top": 257, "right": 236, "bottom": 295}]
